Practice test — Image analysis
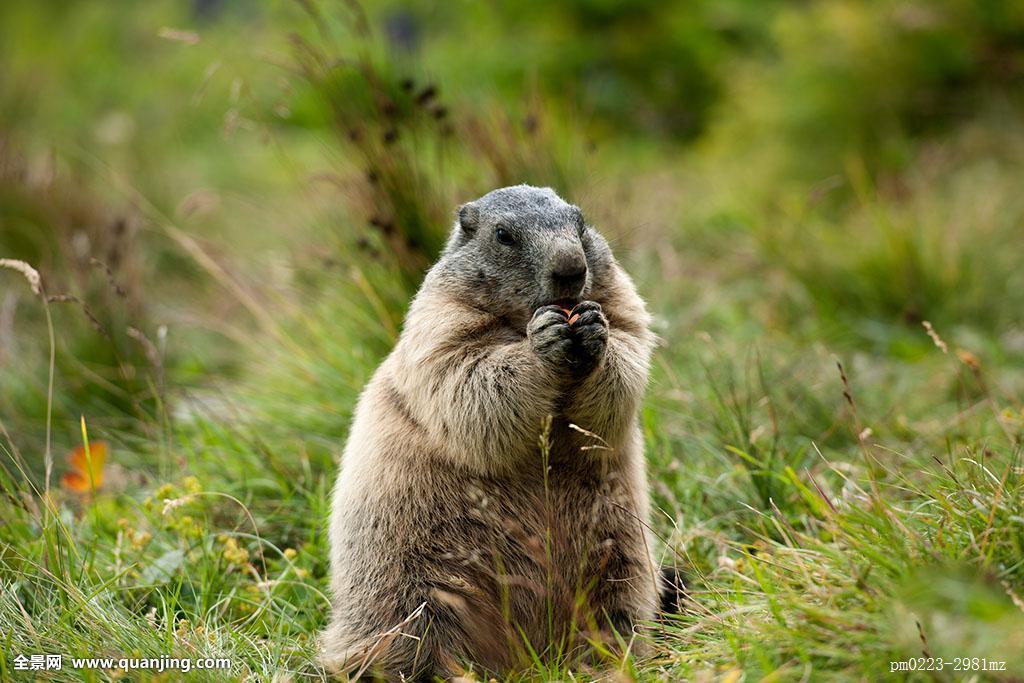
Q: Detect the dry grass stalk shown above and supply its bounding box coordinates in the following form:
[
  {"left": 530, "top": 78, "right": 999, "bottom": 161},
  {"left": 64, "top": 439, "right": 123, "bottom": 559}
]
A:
[
  {"left": 0, "top": 258, "right": 42, "bottom": 295},
  {"left": 921, "top": 320, "right": 948, "bottom": 353}
]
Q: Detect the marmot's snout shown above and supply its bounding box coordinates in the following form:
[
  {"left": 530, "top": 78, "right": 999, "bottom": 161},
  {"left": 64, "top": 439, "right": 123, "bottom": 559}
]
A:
[{"left": 547, "top": 246, "right": 588, "bottom": 303}]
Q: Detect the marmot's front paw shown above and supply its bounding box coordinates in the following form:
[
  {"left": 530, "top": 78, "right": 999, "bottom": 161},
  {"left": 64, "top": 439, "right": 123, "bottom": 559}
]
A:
[
  {"left": 567, "top": 301, "right": 608, "bottom": 376},
  {"left": 528, "top": 305, "right": 574, "bottom": 366}
]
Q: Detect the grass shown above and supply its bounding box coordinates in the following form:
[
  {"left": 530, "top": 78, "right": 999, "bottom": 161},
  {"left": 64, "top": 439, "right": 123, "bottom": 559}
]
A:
[{"left": 2, "top": 1, "right": 1024, "bottom": 681}]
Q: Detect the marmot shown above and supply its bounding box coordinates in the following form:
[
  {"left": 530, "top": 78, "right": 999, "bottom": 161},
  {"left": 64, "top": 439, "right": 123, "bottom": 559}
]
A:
[{"left": 322, "top": 185, "right": 660, "bottom": 680}]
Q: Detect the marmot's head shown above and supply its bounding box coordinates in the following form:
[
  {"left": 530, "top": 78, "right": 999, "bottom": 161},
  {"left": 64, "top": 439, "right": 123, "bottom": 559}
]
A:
[{"left": 436, "top": 185, "right": 613, "bottom": 323}]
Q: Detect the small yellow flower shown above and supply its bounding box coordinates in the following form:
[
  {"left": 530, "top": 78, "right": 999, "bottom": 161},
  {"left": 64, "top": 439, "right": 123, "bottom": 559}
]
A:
[
  {"left": 173, "top": 515, "right": 203, "bottom": 539},
  {"left": 181, "top": 476, "right": 202, "bottom": 495},
  {"left": 131, "top": 530, "right": 152, "bottom": 549},
  {"left": 283, "top": 548, "right": 298, "bottom": 560},
  {"left": 175, "top": 618, "right": 189, "bottom": 638},
  {"left": 221, "top": 537, "right": 250, "bottom": 565},
  {"left": 154, "top": 483, "right": 176, "bottom": 499}
]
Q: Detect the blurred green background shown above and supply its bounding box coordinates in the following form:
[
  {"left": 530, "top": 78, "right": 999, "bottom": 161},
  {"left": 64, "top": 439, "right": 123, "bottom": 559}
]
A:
[{"left": 2, "top": 1, "right": 1023, "bottom": 680}]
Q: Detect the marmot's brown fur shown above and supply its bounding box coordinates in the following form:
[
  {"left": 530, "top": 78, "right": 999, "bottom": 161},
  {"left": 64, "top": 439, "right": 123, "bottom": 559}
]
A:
[{"left": 322, "top": 185, "right": 659, "bottom": 680}]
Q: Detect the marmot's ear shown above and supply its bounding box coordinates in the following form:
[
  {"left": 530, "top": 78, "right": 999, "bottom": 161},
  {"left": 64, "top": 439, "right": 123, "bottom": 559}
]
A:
[
  {"left": 570, "top": 205, "right": 585, "bottom": 235},
  {"left": 458, "top": 202, "right": 480, "bottom": 235}
]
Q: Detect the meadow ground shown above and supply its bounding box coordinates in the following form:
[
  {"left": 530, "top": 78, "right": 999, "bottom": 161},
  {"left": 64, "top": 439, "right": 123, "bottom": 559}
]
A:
[{"left": 2, "top": 2, "right": 1024, "bottom": 681}]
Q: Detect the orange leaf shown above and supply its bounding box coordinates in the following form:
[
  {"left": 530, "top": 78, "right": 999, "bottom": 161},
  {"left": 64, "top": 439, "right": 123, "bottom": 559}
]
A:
[{"left": 61, "top": 441, "right": 107, "bottom": 493}]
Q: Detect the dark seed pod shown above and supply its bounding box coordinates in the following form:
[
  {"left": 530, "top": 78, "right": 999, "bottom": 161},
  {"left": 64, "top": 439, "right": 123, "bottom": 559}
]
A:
[{"left": 415, "top": 85, "right": 437, "bottom": 106}]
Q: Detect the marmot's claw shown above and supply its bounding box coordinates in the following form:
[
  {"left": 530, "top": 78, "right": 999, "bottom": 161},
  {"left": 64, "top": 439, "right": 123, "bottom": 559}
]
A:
[
  {"left": 567, "top": 301, "right": 608, "bottom": 376},
  {"left": 529, "top": 306, "right": 574, "bottom": 365},
  {"left": 535, "top": 304, "right": 570, "bottom": 320},
  {"left": 569, "top": 301, "right": 602, "bottom": 317}
]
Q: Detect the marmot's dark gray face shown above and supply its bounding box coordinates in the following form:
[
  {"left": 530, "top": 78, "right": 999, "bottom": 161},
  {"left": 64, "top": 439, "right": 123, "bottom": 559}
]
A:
[{"left": 441, "top": 185, "right": 611, "bottom": 321}]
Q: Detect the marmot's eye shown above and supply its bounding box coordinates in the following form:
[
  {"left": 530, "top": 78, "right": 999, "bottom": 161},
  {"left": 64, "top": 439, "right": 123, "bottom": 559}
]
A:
[{"left": 495, "top": 227, "right": 515, "bottom": 246}]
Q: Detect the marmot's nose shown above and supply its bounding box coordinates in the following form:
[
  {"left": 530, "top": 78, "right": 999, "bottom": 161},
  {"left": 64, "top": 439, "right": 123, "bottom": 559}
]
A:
[{"left": 551, "top": 262, "right": 587, "bottom": 297}]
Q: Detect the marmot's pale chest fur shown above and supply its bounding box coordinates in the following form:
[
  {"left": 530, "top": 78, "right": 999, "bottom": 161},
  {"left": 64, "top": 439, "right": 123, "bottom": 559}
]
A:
[{"left": 322, "top": 185, "right": 659, "bottom": 679}]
